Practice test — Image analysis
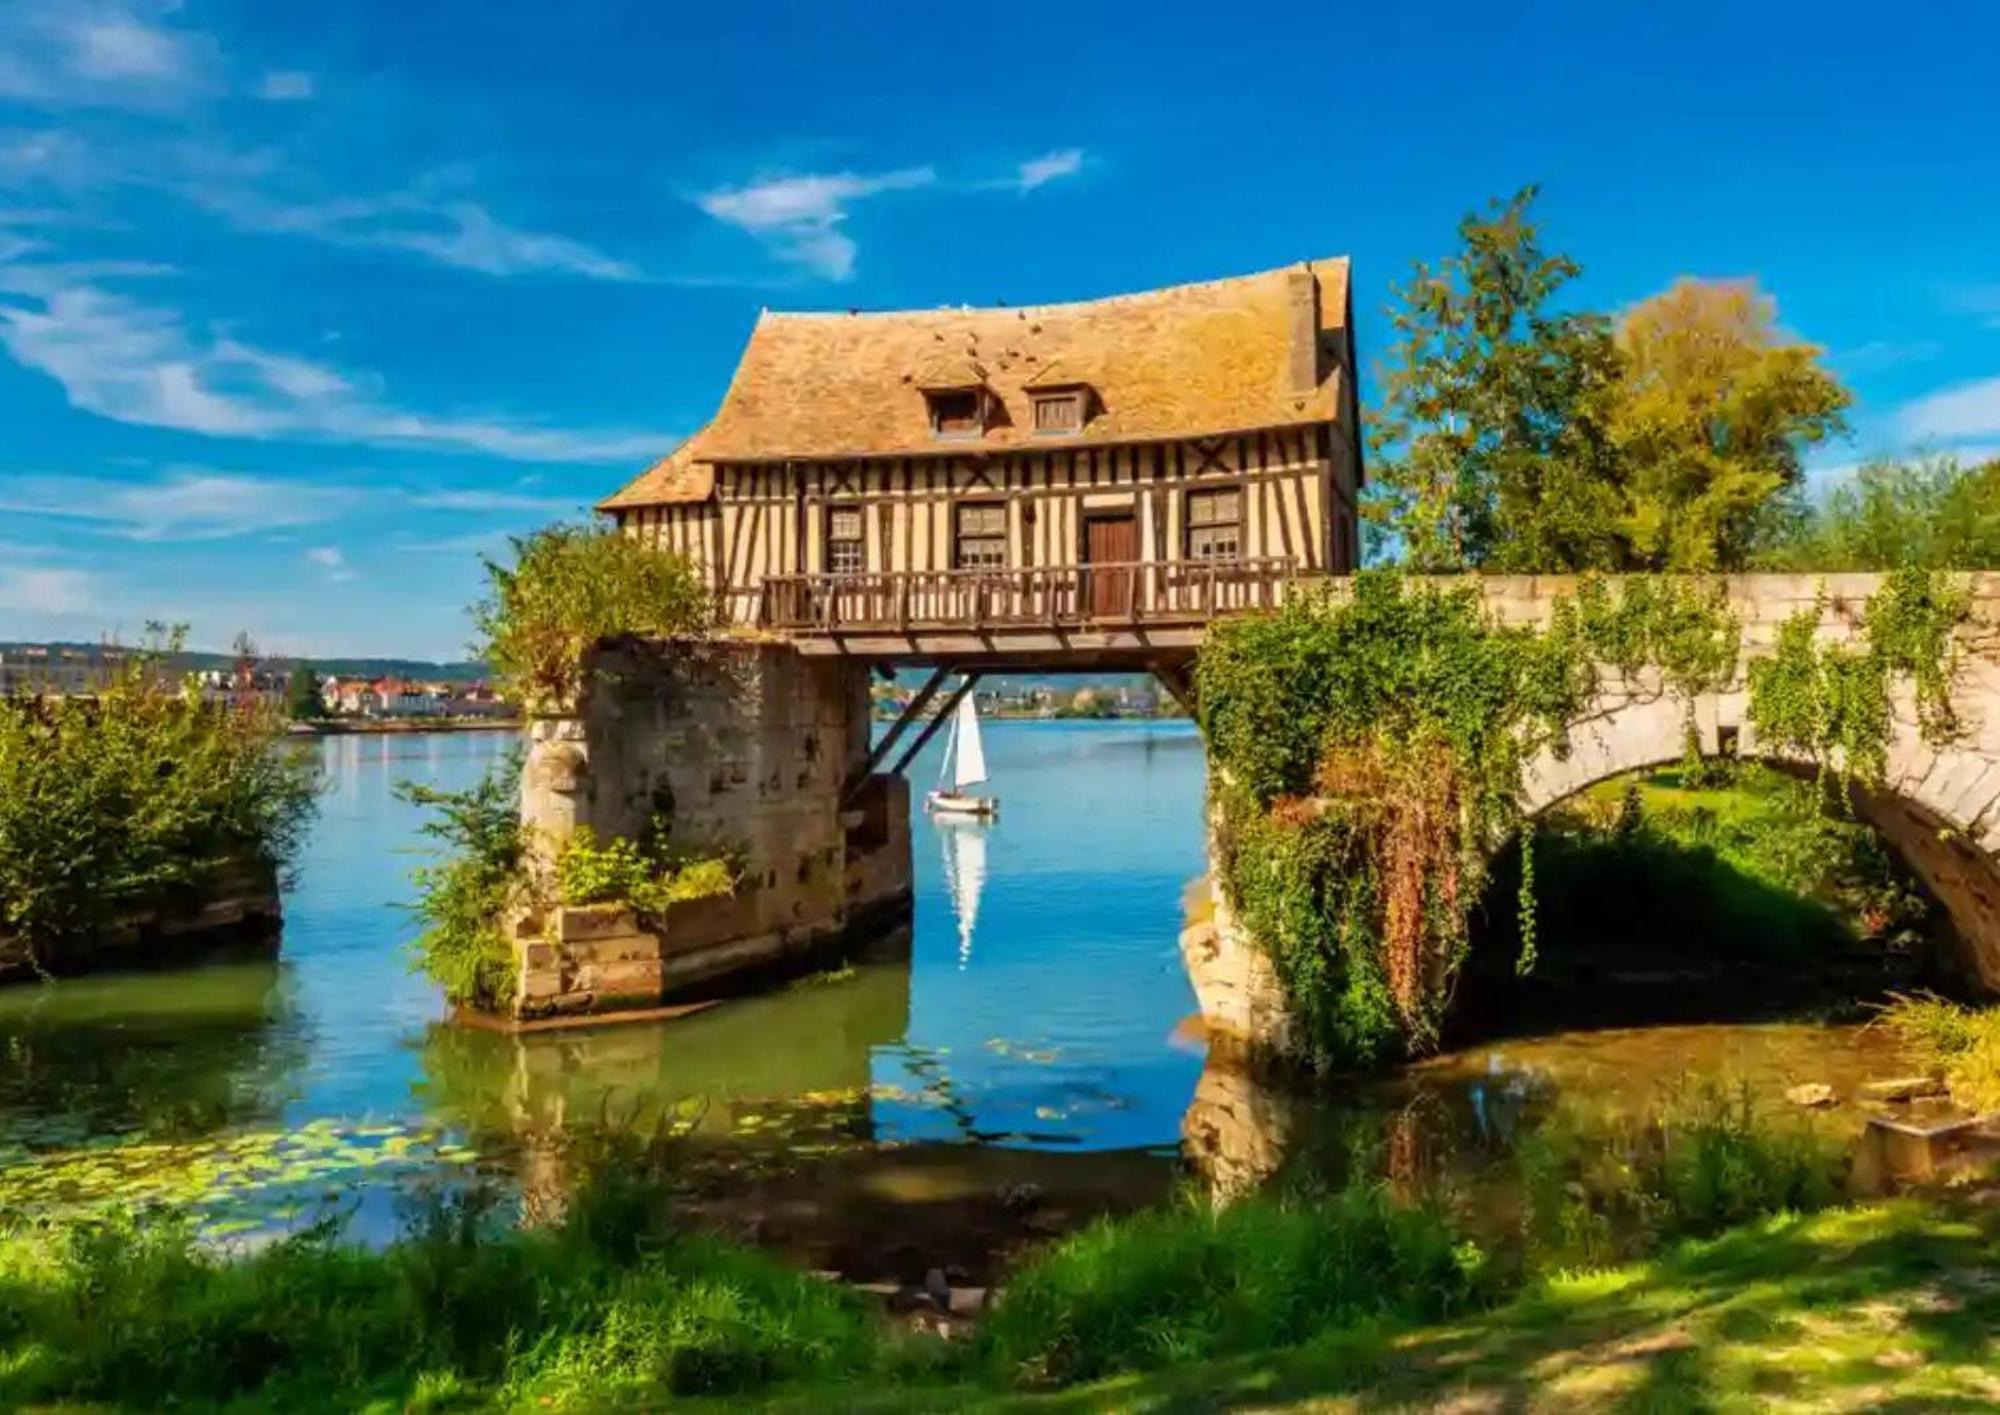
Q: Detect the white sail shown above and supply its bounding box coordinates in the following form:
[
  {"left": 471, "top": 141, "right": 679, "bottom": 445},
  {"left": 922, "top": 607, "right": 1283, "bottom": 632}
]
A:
[
  {"left": 953, "top": 692, "right": 988, "bottom": 789},
  {"left": 936, "top": 696, "right": 960, "bottom": 785},
  {"left": 940, "top": 819, "right": 987, "bottom": 967}
]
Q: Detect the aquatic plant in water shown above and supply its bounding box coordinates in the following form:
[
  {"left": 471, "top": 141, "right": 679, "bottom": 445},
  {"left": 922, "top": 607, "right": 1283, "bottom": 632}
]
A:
[{"left": 0, "top": 1117, "right": 481, "bottom": 1237}]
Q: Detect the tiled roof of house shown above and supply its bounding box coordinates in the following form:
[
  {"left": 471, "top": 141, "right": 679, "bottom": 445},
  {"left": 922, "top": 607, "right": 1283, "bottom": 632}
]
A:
[
  {"left": 595, "top": 433, "right": 718, "bottom": 510},
  {"left": 597, "top": 258, "right": 1351, "bottom": 508}
]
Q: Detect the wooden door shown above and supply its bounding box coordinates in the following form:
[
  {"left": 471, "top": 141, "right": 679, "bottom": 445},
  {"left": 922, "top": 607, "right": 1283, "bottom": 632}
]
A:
[{"left": 1084, "top": 514, "right": 1138, "bottom": 619}]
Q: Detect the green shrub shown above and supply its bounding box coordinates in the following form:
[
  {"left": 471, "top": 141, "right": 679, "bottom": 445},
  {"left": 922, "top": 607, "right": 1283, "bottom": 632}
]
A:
[
  {"left": 0, "top": 635, "right": 318, "bottom": 961},
  {"left": 472, "top": 523, "right": 712, "bottom": 714},
  {"left": 0, "top": 1145, "right": 878, "bottom": 1411},
  {"left": 399, "top": 749, "right": 526, "bottom": 1009},
  {"left": 1877, "top": 993, "right": 2000, "bottom": 1111},
  {"left": 1516, "top": 1079, "right": 1844, "bottom": 1269},
  {"left": 979, "top": 1185, "right": 1488, "bottom": 1388},
  {"left": 555, "top": 824, "right": 737, "bottom": 916}
]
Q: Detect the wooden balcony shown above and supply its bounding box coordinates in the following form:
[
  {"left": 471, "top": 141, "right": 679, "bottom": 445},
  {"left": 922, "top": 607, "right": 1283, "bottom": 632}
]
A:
[{"left": 756, "top": 557, "right": 1297, "bottom": 664}]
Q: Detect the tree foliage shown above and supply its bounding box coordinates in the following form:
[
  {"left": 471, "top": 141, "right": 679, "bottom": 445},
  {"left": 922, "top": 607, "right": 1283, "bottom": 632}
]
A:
[
  {"left": 0, "top": 635, "right": 318, "bottom": 959},
  {"left": 472, "top": 524, "right": 712, "bottom": 714},
  {"left": 398, "top": 750, "right": 526, "bottom": 1010},
  {"left": 284, "top": 664, "right": 324, "bottom": 720},
  {"left": 1609, "top": 280, "right": 1850, "bottom": 569},
  {"left": 1366, "top": 189, "right": 1852, "bottom": 573},
  {"left": 1365, "top": 186, "right": 1624, "bottom": 573},
  {"left": 1754, "top": 456, "right": 2000, "bottom": 571}
]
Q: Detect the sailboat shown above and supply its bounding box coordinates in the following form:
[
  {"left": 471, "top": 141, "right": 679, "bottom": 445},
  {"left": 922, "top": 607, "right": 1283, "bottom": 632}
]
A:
[{"left": 926, "top": 690, "right": 998, "bottom": 818}]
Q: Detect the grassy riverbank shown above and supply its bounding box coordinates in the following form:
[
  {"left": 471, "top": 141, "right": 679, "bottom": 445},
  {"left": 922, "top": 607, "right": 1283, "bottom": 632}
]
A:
[
  {"left": 0, "top": 1080, "right": 1954, "bottom": 1411},
  {"left": 867, "top": 1199, "right": 2000, "bottom": 1412},
  {"left": 10, "top": 1190, "right": 1991, "bottom": 1411}
]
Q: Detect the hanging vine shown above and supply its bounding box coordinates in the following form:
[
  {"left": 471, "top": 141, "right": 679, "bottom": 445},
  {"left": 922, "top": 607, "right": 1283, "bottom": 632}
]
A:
[
  {"left": 1198, "top": 570, "right": 1740, "bottom": 1070},
  {"left": 1746, "top": 567, "right": 1971, "bottom": 786}
]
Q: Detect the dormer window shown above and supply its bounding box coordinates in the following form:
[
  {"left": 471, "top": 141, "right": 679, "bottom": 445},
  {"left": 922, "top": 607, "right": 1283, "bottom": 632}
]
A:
[
  {"left": 1032, "top": 391, "right": 1083, "bottom": 434},
  {"left": 927, "top": 388, "right": 985, "bottom": 438},
  {"left": 1022, "top": 365, "right": 1093, "bottom": 436}
]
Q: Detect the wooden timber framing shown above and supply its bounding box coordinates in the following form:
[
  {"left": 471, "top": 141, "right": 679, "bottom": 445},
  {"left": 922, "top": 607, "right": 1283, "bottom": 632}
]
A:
[{"left": 596, "top": 257, "right": 1364, "bottom": 665}]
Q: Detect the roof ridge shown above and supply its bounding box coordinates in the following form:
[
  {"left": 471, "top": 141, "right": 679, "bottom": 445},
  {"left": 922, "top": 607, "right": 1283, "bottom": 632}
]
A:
[{"left": 755, "top": 256, "right": 1348, "bottom": 324}]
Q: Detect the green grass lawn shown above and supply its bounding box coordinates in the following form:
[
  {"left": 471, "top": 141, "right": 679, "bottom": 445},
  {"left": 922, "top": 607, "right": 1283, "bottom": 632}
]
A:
[{"left": 759, "top": 1199, "right": 2000, "bottom": 1413}]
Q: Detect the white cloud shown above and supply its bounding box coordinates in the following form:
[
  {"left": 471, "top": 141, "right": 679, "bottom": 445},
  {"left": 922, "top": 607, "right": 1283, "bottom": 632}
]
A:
[
  {"left": 0, "top": 470, "right": 360, "bottom": 540},
  {"left": 698, "top": 167, "right": 935, "bottom": 280},
  {"left": 407, "top": 488, "right": 585, "bottom": 513},
  {"left": 1010, "top": 147, "right": 1085, "bottom": 193},
  {"left": 1902, "top": 375, "right": 2000, "bottom": 443},
  {"left": 0, "top": 259, "right": 668, "bottom": 461},
  {"left": 305, "top": 545, "right": 354, "bottom": 581},
  {"left": 1, "top": 130, "right": 644, "bottom": 283},
  {"left": 255, "top": 69, "right": 313, "bottom": 102},
  {"left": 0, "top": 565, "right": 96, "bottom": 613},
  {"left": 0, "top": 0, "right": 217, "bottom": 110},
  {"left": 195, "top": 182, "right": 644, "bottom": 281}
]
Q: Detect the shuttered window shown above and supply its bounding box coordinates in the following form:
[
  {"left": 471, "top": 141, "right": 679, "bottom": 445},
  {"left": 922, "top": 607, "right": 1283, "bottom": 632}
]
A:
[
  {"left": 1032, "top": 392, "right": 1082, "bottom": 434},
  {"left": 827, "top": 507, "right": 865, "bottom": 574},
  {"left": 1186, "top": 488, "right": 1242, "bottom": 560},
  {"left": 955, "top": 502, "right": 1007, "bottom": 569}
]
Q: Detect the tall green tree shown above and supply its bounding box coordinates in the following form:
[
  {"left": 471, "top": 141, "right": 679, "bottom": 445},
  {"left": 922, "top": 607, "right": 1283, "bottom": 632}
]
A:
[
  {"left": 1365, "top": 187, "right": 1625, "bottom": 572},
  {"left": 1754, "top": 455, "right": 2000, "bottom": 570},
  {"left": 1607, "top": 279, "right": 1850, "bottom": 570},
  {"left": 285, "top": 664, "right": 324, "bottom": 720}
]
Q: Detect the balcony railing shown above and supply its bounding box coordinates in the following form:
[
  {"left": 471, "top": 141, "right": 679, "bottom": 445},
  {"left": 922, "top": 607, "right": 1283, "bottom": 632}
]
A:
[{"left": 758, "top": 557, "right": 1296, "bottom": 633}]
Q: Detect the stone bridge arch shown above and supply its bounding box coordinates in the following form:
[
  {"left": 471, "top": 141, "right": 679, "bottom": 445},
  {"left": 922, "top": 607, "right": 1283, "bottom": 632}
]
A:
[
  {"left": 1504, "top": 572, "right": 2000, "bottom": 989},
  {"left": 1187, "top": 573, "right": 2000, "bottom": 1055}
]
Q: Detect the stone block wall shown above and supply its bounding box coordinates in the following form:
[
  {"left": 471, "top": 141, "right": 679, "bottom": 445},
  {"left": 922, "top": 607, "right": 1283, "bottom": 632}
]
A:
[{"left": 512, "top": 638, "right": 911, "bottom": 1022}]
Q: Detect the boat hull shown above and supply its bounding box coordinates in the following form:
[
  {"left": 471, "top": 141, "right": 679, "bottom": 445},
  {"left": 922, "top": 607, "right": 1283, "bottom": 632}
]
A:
[{"left": 926, "top": 790, "right": 998, "bottom": 819}]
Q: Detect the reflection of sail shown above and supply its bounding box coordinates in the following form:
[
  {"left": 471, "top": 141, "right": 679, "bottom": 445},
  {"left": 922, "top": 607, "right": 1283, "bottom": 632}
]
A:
[
  {"left": 939, "top": 819, "right": 987, "bottom": 967},
  {"left": 953, "top": 694, "right": 988, "bottom": 788}
]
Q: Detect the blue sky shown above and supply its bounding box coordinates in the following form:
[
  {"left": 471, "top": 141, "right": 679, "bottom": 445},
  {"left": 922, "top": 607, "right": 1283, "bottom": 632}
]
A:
[{"left": 0, "top": 0, "right": 1995, "bottom": 660}]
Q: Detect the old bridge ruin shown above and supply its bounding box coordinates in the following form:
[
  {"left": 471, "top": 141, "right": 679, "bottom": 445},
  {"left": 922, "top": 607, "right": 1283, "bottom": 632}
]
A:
[{"left": 1185, "top": 571, "right": 2000, "bottom": 1056}]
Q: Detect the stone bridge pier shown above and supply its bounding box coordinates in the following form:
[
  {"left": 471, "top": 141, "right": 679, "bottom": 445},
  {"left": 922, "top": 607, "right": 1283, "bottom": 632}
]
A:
[
  {"left": 511, "top": 638, "right": 913, "bottom": 1023},
  {"left": 1187, "top": 573, "right": 2000, "bottom": 1057}
]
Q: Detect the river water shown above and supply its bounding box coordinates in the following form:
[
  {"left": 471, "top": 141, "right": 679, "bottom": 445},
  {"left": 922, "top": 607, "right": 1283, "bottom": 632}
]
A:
[{"left": 0, "top": 724, "right": 1919, "bottom": 1269}]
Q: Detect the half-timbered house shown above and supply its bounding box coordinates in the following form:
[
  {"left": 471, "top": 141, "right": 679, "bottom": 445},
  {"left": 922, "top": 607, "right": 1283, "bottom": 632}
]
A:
[{"left": 598, "top": 257, "right": 1360, "bottom": 685}]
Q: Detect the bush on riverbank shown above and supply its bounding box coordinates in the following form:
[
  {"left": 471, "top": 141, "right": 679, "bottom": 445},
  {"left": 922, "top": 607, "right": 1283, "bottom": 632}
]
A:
[
  {"left": 399, "top": 749, "right": 528, "bottom": 1010},
  {"left": 0, "top": 1147, "right": 878, "bottom": 1410},
  {"left": 472, "top": 523, "right": 712, "bottom": 713},
  {"left": 1877, "top": 993, "right": 2000, "bottom": 1111},
  {"left": 0, "top": 638, "right": 317, "bottom": 965},
  {"left": 1516, "top": 1079, "right": 1845, "bottom": 1270},
  {"left": 979, "top": 1184, "right": 1488, "bottom": 1388}
]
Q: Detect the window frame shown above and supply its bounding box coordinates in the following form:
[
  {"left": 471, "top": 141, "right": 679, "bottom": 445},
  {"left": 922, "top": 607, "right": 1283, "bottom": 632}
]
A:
[
  {"left": 953, "top": 500, "right": 1008, "bottom": 571},
  {"left": 927, "top": 388, "right": 985, "bottom": 439},
  {"left": 1030, "top": 390, "right": 1083, "bottom": 435},
  {"left": 825, "top": 504, "right": 866, "bottom": 575},
  {"left": 1184, "top": 486, "right": 1244, "bottom": 562}
]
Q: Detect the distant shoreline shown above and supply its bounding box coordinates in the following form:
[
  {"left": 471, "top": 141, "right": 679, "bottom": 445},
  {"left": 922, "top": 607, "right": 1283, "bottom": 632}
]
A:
[{"left": 290, "top": 718, "right": 523, "bottom": 736}]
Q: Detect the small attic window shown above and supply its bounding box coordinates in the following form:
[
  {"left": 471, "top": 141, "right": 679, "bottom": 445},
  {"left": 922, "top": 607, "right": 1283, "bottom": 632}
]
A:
[
  {"left": 927, "top": 388, "right": 984, "bottom": 438},
  {"left": 1032, "top": 390, "right": 1084, "bottom": 435}
]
